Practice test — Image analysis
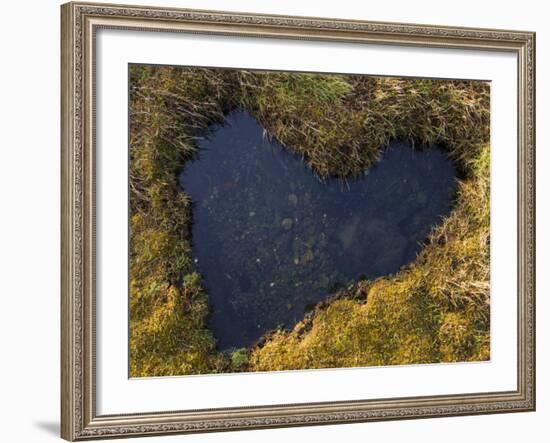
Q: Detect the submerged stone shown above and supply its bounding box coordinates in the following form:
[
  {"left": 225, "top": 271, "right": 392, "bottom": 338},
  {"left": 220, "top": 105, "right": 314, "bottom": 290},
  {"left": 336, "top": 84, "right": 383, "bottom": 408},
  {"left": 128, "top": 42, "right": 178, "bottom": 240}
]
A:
[
  {"left": 179, "top": 110, "right": 457, "bottom": 350},
  {"left": 281, "top": 218, "right": 294, "bottom": 230}
]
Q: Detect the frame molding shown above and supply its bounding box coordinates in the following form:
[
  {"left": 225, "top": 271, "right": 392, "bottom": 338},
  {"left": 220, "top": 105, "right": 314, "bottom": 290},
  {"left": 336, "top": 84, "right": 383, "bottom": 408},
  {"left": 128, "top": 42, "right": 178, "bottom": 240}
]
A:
[{"left": 61, "top": 2, "right": 535, "bottom": 440}]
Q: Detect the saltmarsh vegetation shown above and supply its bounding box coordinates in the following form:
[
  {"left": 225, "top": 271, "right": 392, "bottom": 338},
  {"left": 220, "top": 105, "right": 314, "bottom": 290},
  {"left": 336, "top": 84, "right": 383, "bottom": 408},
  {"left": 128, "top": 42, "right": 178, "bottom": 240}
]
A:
[{"left": 129, "top": 65, "right": 490, "bottom": 377}]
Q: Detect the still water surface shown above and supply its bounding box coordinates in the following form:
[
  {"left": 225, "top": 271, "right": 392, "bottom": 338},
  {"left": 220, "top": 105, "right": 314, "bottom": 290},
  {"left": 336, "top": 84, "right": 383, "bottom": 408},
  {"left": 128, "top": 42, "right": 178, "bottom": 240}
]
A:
[{"left": 179, "top": 110, "right": 457, "bottom": 350}]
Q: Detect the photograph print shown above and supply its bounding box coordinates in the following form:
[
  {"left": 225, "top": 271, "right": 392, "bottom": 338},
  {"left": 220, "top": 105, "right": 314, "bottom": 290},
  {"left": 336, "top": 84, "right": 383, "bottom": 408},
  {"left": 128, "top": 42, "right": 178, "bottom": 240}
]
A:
[{"left": 128, "top": 65, "right": 490, "bottom": 377}]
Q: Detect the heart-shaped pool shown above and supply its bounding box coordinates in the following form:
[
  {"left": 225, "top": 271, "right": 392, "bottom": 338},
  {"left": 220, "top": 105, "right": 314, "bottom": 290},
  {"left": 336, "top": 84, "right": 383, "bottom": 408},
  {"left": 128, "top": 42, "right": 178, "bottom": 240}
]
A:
[{"left": 179, "top": 110, "right": 457, "bottom": 350}]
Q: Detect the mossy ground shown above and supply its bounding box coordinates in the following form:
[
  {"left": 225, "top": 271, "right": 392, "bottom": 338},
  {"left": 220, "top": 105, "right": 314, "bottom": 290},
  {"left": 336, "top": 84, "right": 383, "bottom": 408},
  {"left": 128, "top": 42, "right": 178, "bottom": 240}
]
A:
[{"left": 129, "top": 65, "right": 490, "bottom": 377}]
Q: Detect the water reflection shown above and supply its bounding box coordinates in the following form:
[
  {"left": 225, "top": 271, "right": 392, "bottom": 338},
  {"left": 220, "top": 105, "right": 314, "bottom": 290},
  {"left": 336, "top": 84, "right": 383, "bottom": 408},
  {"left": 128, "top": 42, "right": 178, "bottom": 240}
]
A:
[{"left": 179, "top": 110, "right": 457, "bottom": 350}]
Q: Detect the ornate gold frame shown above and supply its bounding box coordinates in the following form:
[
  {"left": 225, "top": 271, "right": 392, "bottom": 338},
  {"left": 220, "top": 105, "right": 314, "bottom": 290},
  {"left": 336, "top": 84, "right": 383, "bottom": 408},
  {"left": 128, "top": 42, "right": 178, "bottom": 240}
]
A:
[{"left": 61, "top": 2, "right": 536, "bottom": 440}]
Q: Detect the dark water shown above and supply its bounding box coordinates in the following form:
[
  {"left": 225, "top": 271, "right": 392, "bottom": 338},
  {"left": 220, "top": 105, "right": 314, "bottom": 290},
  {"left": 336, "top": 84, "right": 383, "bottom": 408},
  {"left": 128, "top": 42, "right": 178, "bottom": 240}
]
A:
[{"left": 179, "top": 110, "right": 457, "bottom": 350}]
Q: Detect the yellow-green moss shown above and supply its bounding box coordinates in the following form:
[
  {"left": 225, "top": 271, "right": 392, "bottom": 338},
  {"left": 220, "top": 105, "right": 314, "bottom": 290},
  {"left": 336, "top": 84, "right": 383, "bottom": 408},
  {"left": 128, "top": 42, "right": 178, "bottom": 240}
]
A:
[{"left": 129, "top": 65, "right": 490, "bottom": 376}]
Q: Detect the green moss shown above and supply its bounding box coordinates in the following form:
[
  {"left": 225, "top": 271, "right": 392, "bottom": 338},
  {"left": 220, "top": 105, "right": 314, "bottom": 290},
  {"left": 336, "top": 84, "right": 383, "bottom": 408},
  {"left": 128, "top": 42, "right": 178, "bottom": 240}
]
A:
[
  {"left": 129, "top": 65, "right": 490, "bottom": 376},
  {"left": 230, "top": 348, "right": 250, "bottom": 371}
]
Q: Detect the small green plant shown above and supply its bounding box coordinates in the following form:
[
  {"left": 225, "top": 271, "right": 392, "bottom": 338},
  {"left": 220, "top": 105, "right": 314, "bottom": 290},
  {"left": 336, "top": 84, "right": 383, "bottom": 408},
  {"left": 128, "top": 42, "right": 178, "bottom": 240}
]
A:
[{"left": 230, "top": 348, "right": 250, "bottom": 371}]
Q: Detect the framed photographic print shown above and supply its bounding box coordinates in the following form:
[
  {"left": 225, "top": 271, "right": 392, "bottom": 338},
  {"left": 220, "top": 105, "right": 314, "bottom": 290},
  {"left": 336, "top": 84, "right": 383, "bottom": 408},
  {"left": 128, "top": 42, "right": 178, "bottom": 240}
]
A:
[{"left": 61, "top": 1, "right": 536, "bottom": 440}]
